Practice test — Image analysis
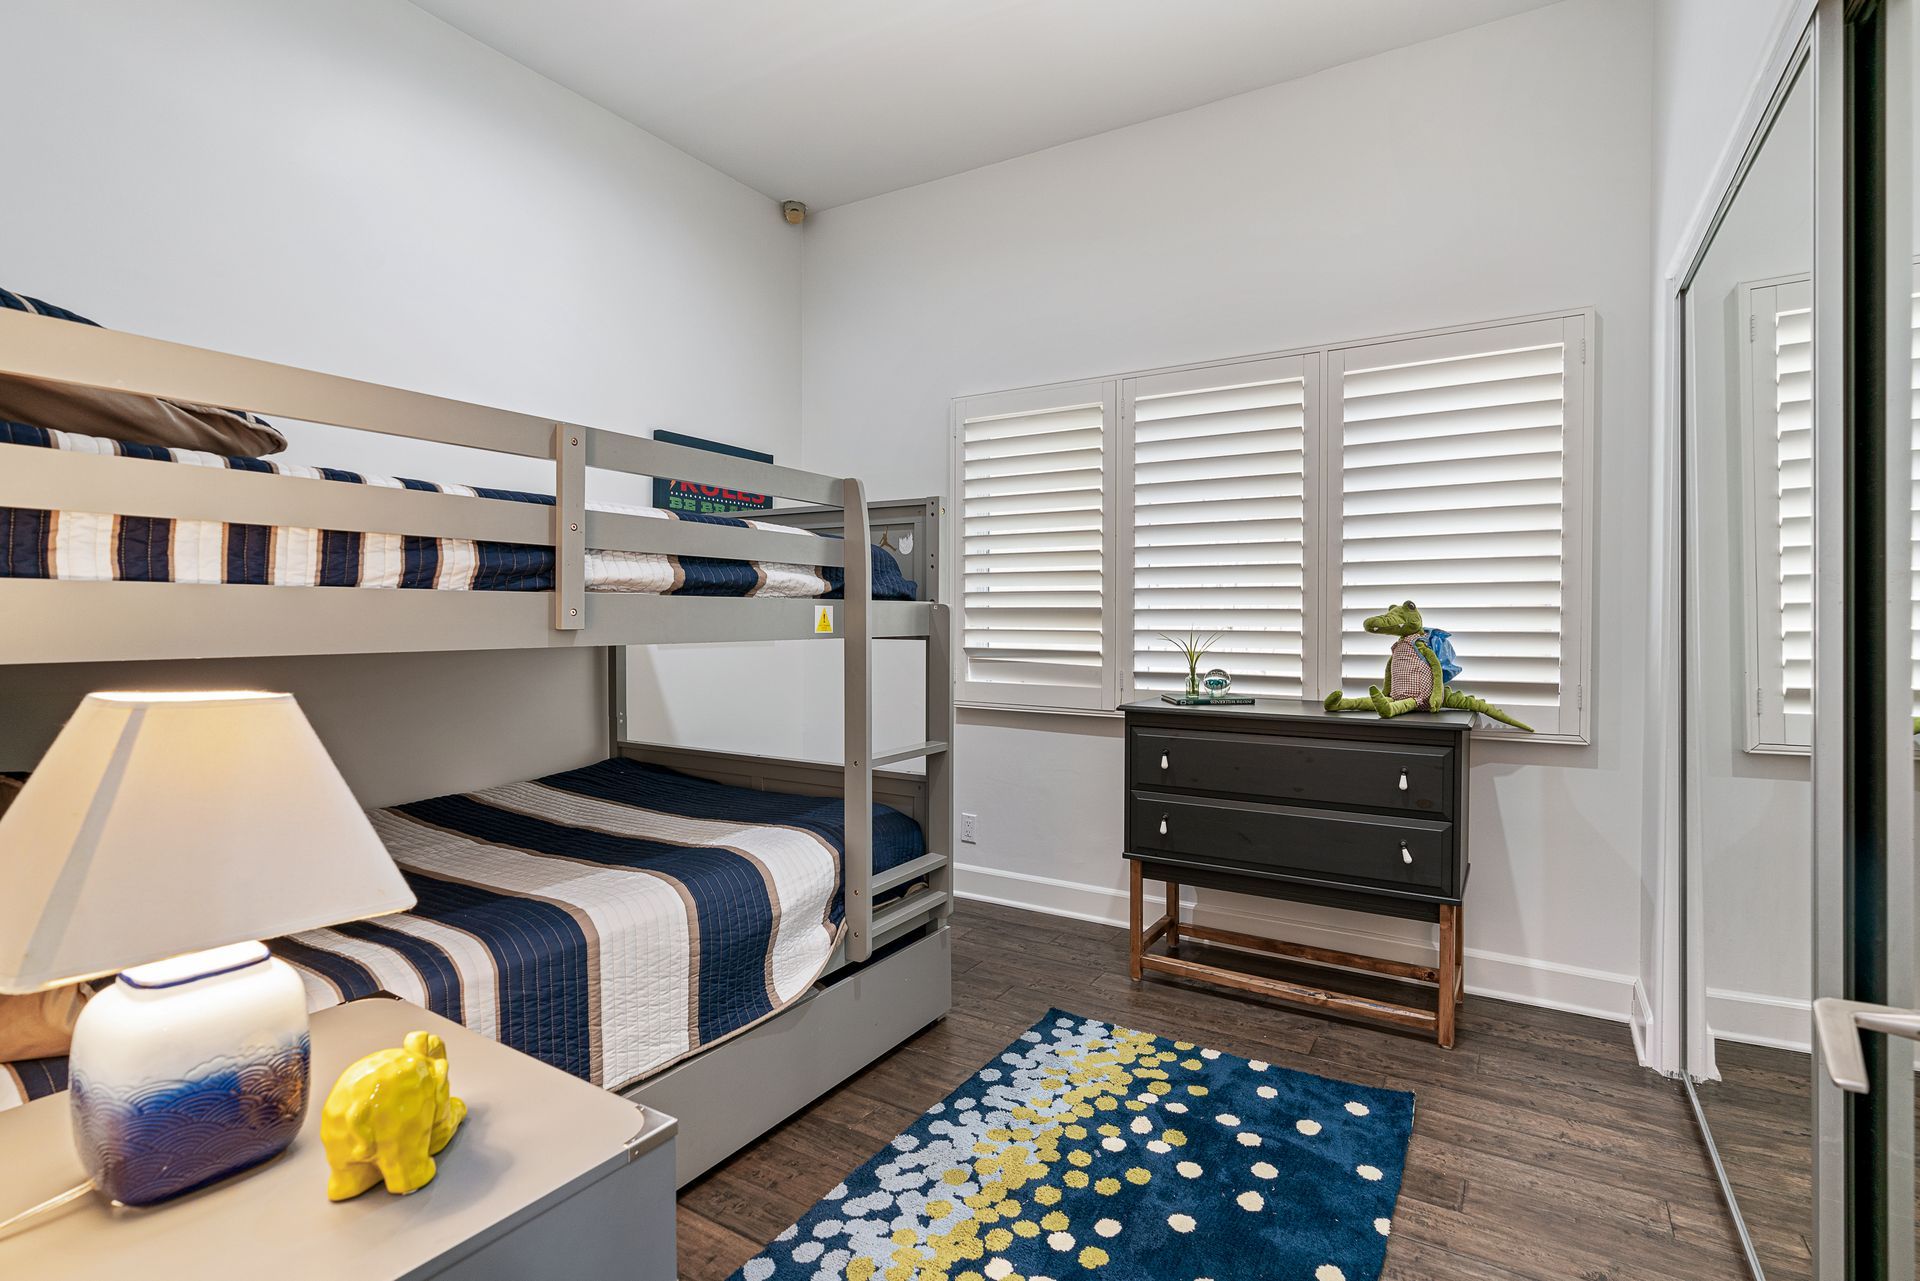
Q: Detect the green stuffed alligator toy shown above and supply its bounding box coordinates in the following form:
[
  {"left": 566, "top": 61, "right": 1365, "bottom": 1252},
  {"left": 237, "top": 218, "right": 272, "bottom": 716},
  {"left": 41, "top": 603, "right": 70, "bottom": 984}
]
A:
[{"left": 1324, "top": 600, "right": 1533, "bottom": 732}]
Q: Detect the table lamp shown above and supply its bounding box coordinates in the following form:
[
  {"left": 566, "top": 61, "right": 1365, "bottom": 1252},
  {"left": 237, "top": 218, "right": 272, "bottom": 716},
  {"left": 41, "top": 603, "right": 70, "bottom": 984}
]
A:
[{"left": 0, "top": 691, "right": 415, "bottom": 1207}]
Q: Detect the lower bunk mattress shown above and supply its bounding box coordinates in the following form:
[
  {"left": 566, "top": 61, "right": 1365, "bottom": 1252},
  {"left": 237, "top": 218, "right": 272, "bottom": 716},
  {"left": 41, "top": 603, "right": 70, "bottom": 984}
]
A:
[
  {"left": 0, "top": 422, "right": 918, "bottom": 599},
  {"left": 0, "top": 757, "right": 927, "bottom": 1110}
]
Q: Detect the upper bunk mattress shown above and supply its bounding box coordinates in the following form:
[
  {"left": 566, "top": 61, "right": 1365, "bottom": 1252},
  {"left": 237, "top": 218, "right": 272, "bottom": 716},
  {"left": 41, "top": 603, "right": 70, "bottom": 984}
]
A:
[
  {"left": 0, "top": 758, "right": 927, "bottom": 1109},
  {"left": 0, "top": 423, "right": 916, "bottom": 599}
]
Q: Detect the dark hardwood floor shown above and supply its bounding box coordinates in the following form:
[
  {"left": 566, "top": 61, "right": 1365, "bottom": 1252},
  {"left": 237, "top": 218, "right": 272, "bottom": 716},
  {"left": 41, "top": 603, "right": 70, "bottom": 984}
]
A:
[
  {"left": 1695, "top": 1040, "right": 1814, "bottom": 1280},
  {"left": 677, "top": 900, "right": 1753, "bottom": 1281},
  {"left": 1694, "top": 1037, "right": 1920, "bottom": 1281}
]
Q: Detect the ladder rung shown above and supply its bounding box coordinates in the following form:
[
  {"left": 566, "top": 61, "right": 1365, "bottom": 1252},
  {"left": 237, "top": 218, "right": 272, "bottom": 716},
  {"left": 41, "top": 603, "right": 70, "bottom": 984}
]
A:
[
  {"left": 873, "top": 740, "right": 949, "bottom": 767},
  {"left": 870, "top": 890, "right": 949, "bottom": 939},
  {"left": 874, "top": 851, "right": 948, "bottom": 894}
]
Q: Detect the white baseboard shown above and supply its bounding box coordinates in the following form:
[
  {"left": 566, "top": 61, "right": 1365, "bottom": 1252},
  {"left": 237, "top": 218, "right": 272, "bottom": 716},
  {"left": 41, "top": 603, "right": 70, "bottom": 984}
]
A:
[
  {"left": 1706, "top": 986, "right": 1811, "bottom": 1053},
  {"left": 953, "top": 862, "right": 1636, "bottom": 1025},
  {"left": 1630, "top": 979, "right": 1654, "bottom": 1065}
]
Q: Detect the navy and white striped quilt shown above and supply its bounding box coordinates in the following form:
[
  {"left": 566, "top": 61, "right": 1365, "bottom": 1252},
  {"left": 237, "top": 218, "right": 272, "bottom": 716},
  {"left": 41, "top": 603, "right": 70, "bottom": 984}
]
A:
[
  {"left": 0, "top": 1055, "right": 65, "bottom": 1114},
  {"left": 0, "top": 759, "right": 926, "bottom": 1108},
  {"left": 0, "top": 423, "right": 916, "bottom": 599}
]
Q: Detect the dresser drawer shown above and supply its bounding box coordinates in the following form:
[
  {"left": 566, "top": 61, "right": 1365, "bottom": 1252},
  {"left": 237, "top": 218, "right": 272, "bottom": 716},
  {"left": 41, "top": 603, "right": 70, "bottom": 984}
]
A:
[
  {"left": 1130, "top": 727, "right": 1452, "bottom": 815},
  {"left": 1129, "top": 790, "right": 1454, "bottom": 894}
]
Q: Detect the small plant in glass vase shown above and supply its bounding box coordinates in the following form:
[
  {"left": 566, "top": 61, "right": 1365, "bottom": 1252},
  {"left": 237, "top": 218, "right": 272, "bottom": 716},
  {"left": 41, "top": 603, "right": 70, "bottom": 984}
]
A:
[{"left": 1158, "top": 629, "right": 1223, "bottom": 701}]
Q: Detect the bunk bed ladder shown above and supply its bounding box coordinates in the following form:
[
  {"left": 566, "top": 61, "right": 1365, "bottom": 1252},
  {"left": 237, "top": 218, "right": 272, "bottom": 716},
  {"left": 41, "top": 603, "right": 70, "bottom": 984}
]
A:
[
  {"left": 842, "top": 476, "right": 876, "bottom": 962},
  {"left": 552, "top": 424, "right": 586, "bottom": 630},
  {"left": 925, "top": 598, "right": 956, "bottom": 925}
]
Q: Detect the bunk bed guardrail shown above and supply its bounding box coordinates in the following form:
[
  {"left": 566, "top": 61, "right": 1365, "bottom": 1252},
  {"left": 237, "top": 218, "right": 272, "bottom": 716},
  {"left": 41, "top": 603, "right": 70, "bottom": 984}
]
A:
[{"left": 0, "top": 307, "right": 953, "bottom": 968}]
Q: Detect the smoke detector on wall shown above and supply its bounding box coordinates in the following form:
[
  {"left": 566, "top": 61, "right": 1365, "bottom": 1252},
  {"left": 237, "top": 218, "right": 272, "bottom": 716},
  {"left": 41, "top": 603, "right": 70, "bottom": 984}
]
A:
[{"left": 781, "top": 200, "right": 807, "bottom": 225}]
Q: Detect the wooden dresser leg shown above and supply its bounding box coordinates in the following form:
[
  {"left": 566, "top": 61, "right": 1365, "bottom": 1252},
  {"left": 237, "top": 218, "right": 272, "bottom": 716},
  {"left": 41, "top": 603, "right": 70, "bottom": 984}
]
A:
[
  {"left": 1128, "top": 861, "right": 1144, "bottom": 981},
  {"left": 1165, "top": 880, "right": 1181, "bottom": 950},
  {"left": 1455, "top": 901, "right": 1467, "bottom": 1011},
  {"left": 1437, "top": 904, "right": 1459, "bottom": 1048}
]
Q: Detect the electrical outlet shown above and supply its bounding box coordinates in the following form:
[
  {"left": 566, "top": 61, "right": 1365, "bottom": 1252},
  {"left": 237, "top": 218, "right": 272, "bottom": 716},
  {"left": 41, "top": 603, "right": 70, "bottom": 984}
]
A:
[{"left": 960, "top": 812, "right": 978, "bottom": 844}]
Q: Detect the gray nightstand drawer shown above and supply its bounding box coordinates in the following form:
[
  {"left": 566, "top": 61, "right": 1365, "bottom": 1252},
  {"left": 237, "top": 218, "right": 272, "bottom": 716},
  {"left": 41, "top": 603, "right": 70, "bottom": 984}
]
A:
[
  {"left": 1130, "top": 789, "right": 1454, "bottom": 894},
  {"left": 1129, "top": 726, "right": 1452, "bottom": 815}
]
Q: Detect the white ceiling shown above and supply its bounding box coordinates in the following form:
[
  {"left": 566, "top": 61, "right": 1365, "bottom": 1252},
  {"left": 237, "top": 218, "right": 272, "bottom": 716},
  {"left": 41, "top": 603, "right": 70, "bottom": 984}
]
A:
[{"left": 411, "top": 0, "right": 1560, "bottom": 211}]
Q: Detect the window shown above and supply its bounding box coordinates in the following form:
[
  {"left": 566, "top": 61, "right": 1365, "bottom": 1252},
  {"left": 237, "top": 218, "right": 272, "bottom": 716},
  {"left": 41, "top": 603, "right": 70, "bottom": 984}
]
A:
[
  {"left": 1328, "top": 317, "right": 1589, "bottom": 738},
  {"left": 955, "top": 382, "right": 1116, "bottom": 710},
  {"left": 1742, "top": 278, "right": 1814, "bottom": 750},
  {"left": 1125, "top": 356, "right": 1315, "bottom": 699},
  {"left": 1743, "top": 271, "right": 1920, "bottom": 751},
  {"left": 951, "top": 309, "right": 1596, "bottom": 742}
]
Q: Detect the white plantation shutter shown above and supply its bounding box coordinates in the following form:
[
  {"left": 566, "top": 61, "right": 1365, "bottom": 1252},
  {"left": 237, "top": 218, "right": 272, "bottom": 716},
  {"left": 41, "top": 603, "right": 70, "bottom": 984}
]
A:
[
  {"left": 949, "top": 309, "right": 1595, "bottom": 738},
  {"left": 1328, "top": 316, "right": 1589, "bottom": 738},
  {"left": 1744, "top": 272, "right": 1919, "bottom": 751},
  {"left": 1745, "top": 280, "right": 1813, "bottom": 749},
  {"left": 1126, "top": 356, "right": 1313, "bottom": 699},
  {"left": 956, "top": 382, "right": 1115, "bottom": 710}
]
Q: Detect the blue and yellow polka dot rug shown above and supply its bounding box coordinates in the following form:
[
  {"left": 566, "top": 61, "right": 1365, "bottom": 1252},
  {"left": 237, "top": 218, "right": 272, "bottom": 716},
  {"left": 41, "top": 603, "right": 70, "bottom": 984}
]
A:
[{"left": 731, "top": 1009, "right": 1415, "bottom": 1281}]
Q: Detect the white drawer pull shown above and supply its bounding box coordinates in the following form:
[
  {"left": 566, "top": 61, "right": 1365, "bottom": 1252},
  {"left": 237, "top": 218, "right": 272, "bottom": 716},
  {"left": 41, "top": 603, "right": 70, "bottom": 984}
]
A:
[
  {"left": 1160, "top": 752, "right": 1170, "bottom": 771},
  {"left": 1398, "top": 771, "right": 1408, "bottom": 792},
  {"left": 1159, "top": 815, "right": 1169, "bottom": 836},
  {"left": 1401, "top": 844, "right": 1413, "bottom": 864}
]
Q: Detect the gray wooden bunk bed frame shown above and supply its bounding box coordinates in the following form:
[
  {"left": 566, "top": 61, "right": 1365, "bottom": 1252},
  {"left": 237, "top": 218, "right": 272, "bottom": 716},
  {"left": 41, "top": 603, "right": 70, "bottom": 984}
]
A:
[{"left": 0, "top": 309, "right": 955, "bottom": 1185}]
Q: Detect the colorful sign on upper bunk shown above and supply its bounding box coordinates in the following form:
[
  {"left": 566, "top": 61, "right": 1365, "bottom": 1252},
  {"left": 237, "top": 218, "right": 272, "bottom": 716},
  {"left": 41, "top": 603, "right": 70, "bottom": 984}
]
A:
[{"left": 651, "top": 430, "right": 774, "bottom": 514}]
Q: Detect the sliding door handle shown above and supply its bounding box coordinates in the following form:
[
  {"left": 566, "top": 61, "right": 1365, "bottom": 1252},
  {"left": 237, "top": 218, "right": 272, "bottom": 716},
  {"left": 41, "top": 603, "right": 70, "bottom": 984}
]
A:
[{"left": 1813, "top": 997, "right": 1920, "bottom": 1093}]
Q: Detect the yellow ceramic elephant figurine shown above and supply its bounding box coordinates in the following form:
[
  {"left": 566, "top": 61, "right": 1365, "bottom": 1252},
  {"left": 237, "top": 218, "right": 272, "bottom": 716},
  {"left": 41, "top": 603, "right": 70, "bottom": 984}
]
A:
[{"left": 321, "top": 1030, "right": 467, "bottom": 1201}]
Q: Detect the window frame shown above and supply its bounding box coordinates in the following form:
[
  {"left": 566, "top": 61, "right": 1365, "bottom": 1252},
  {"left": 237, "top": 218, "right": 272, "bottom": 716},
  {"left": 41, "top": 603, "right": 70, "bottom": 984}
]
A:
[
  {"left": 948, "top": 307, "right": 1597, "bottom": 746},
  {"left": 1739, "top": 264, "right": 1920, "bottom": 754},
  {"left": 1739, "top": 274, "right": 1816, "bottom": 753},
  {"left": 950, "top": 379, "right": 1120, "bottom": 712},
  {"left": 1323, "top": 313, "right": 1594, "bottom": 745},
  {"left": 1119, "top": 351, "right": 1324, "bottom": 705}
]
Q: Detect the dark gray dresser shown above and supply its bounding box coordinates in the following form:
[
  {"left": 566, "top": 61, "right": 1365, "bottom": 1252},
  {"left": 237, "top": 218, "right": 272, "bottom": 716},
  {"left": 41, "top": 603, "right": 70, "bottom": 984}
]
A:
[{"left": 1121, "top": 697, "right": 1474, "bottom": 1046}]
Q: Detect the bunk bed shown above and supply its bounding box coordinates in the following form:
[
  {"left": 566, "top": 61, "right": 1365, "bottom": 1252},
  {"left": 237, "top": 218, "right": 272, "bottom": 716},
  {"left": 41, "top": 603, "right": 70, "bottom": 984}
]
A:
[{"left": 0, "top": 307, "right": 955, "bottom": 1185}]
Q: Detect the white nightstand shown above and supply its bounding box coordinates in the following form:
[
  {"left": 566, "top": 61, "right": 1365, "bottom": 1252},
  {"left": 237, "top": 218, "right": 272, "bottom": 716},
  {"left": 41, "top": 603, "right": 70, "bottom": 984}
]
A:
[{"left": 0, "top": 997, "right": 678, "bottom": 1281}]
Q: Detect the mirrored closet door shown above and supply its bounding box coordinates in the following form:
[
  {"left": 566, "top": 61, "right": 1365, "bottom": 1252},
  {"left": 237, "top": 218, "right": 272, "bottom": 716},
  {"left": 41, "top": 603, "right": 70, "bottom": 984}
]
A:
[
  {"left": 1682, "top": 46, "right": 1815, "bottom": 1281},
  {"left": 1684, "top": 5, "right": 1920, "bottom": 1278}
]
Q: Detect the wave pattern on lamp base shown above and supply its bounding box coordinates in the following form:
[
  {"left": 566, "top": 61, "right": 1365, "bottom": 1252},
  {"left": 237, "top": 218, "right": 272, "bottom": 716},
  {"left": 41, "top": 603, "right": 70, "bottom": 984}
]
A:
[{"left": 72, "top": 1035, "right": 310, "bottom": 1206}]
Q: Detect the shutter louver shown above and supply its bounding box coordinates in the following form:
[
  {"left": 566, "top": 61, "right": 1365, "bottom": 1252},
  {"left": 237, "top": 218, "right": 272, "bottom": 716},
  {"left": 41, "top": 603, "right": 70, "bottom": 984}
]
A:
[
  {"left": 1130, "top": 361, "right": 1309, "bottom": 698},
  {"left": 1771, "top": 301, "right": 1813, "bottom": 719},
  {"left": 959, "top": 388, "right": 1110, "bottom": 707},
  {"left": 1335, "top": 324, "right": 1572, "bottom": 727}
]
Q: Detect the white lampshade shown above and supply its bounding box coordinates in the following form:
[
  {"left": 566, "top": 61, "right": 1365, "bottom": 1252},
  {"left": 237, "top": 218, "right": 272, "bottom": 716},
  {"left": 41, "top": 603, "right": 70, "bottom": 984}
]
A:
[{"left": 0, "top": 690, "right": 415, "bottom": 992}]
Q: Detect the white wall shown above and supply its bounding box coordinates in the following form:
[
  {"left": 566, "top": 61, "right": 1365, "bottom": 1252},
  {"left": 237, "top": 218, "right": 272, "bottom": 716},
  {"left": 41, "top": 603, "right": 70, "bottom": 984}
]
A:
[
  {"left": 0, "top": 0, "right": 807, "bottom": 781},
  {"left": 798, "top": 0, "right": 1656, "bottom": 1018},
  {"left": 1653, "top": 0, "right": 1808, "bottom": 274}
]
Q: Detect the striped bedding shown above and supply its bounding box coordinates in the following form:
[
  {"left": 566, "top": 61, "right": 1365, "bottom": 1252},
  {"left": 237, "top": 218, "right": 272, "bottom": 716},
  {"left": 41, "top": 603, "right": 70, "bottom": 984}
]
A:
[
  {"left": 0, "top": 422, "right": 917, "bottom": 599},
  {"left": 0, "top": 758, "right": 926, "bottom": 1110}
]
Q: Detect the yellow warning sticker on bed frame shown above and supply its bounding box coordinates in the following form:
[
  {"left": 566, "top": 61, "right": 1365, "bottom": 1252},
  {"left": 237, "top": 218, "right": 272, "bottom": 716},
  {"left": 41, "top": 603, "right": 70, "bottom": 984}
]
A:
[{"left": 814, "top": 605, "right": 835, "bottom": 634}]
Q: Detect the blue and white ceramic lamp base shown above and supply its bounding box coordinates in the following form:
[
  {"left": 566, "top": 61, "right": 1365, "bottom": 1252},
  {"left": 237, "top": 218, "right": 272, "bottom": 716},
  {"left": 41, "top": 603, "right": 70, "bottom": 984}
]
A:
[{"left": 68, "top": 940, "right": 310, "bottom": 1206}]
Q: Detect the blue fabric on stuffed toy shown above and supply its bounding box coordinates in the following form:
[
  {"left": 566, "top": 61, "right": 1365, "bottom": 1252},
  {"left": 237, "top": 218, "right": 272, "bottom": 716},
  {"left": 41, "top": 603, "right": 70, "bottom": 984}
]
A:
[{"left": 1425, "top": 628, "right": 1462, "bottom": 681}]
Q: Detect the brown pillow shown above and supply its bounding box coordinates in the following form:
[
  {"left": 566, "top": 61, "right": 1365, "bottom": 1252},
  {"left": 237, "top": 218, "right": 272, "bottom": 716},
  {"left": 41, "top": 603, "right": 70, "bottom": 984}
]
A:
[
  {"left": 0, "top": 780, "right": 80, "bottom": 1059},
  {"left": 0, "top": 985, "right": 87, "bottom": 1060},
  {"left": 0, "top": 373, "right": 287, "bottom": 457},
  {"left": 0, "top": 286, "right": 285, "bottom": 456}
]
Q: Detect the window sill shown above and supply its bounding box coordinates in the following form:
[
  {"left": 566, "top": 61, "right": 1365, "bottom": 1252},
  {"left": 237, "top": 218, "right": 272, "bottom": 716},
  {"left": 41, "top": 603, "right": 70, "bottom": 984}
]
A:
[
  {"left": 957, "top": 701, "right": 1123, "bottom": 720},
  {"left": 956, "top": 699, "right": 1591, "bottom": 746}
]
